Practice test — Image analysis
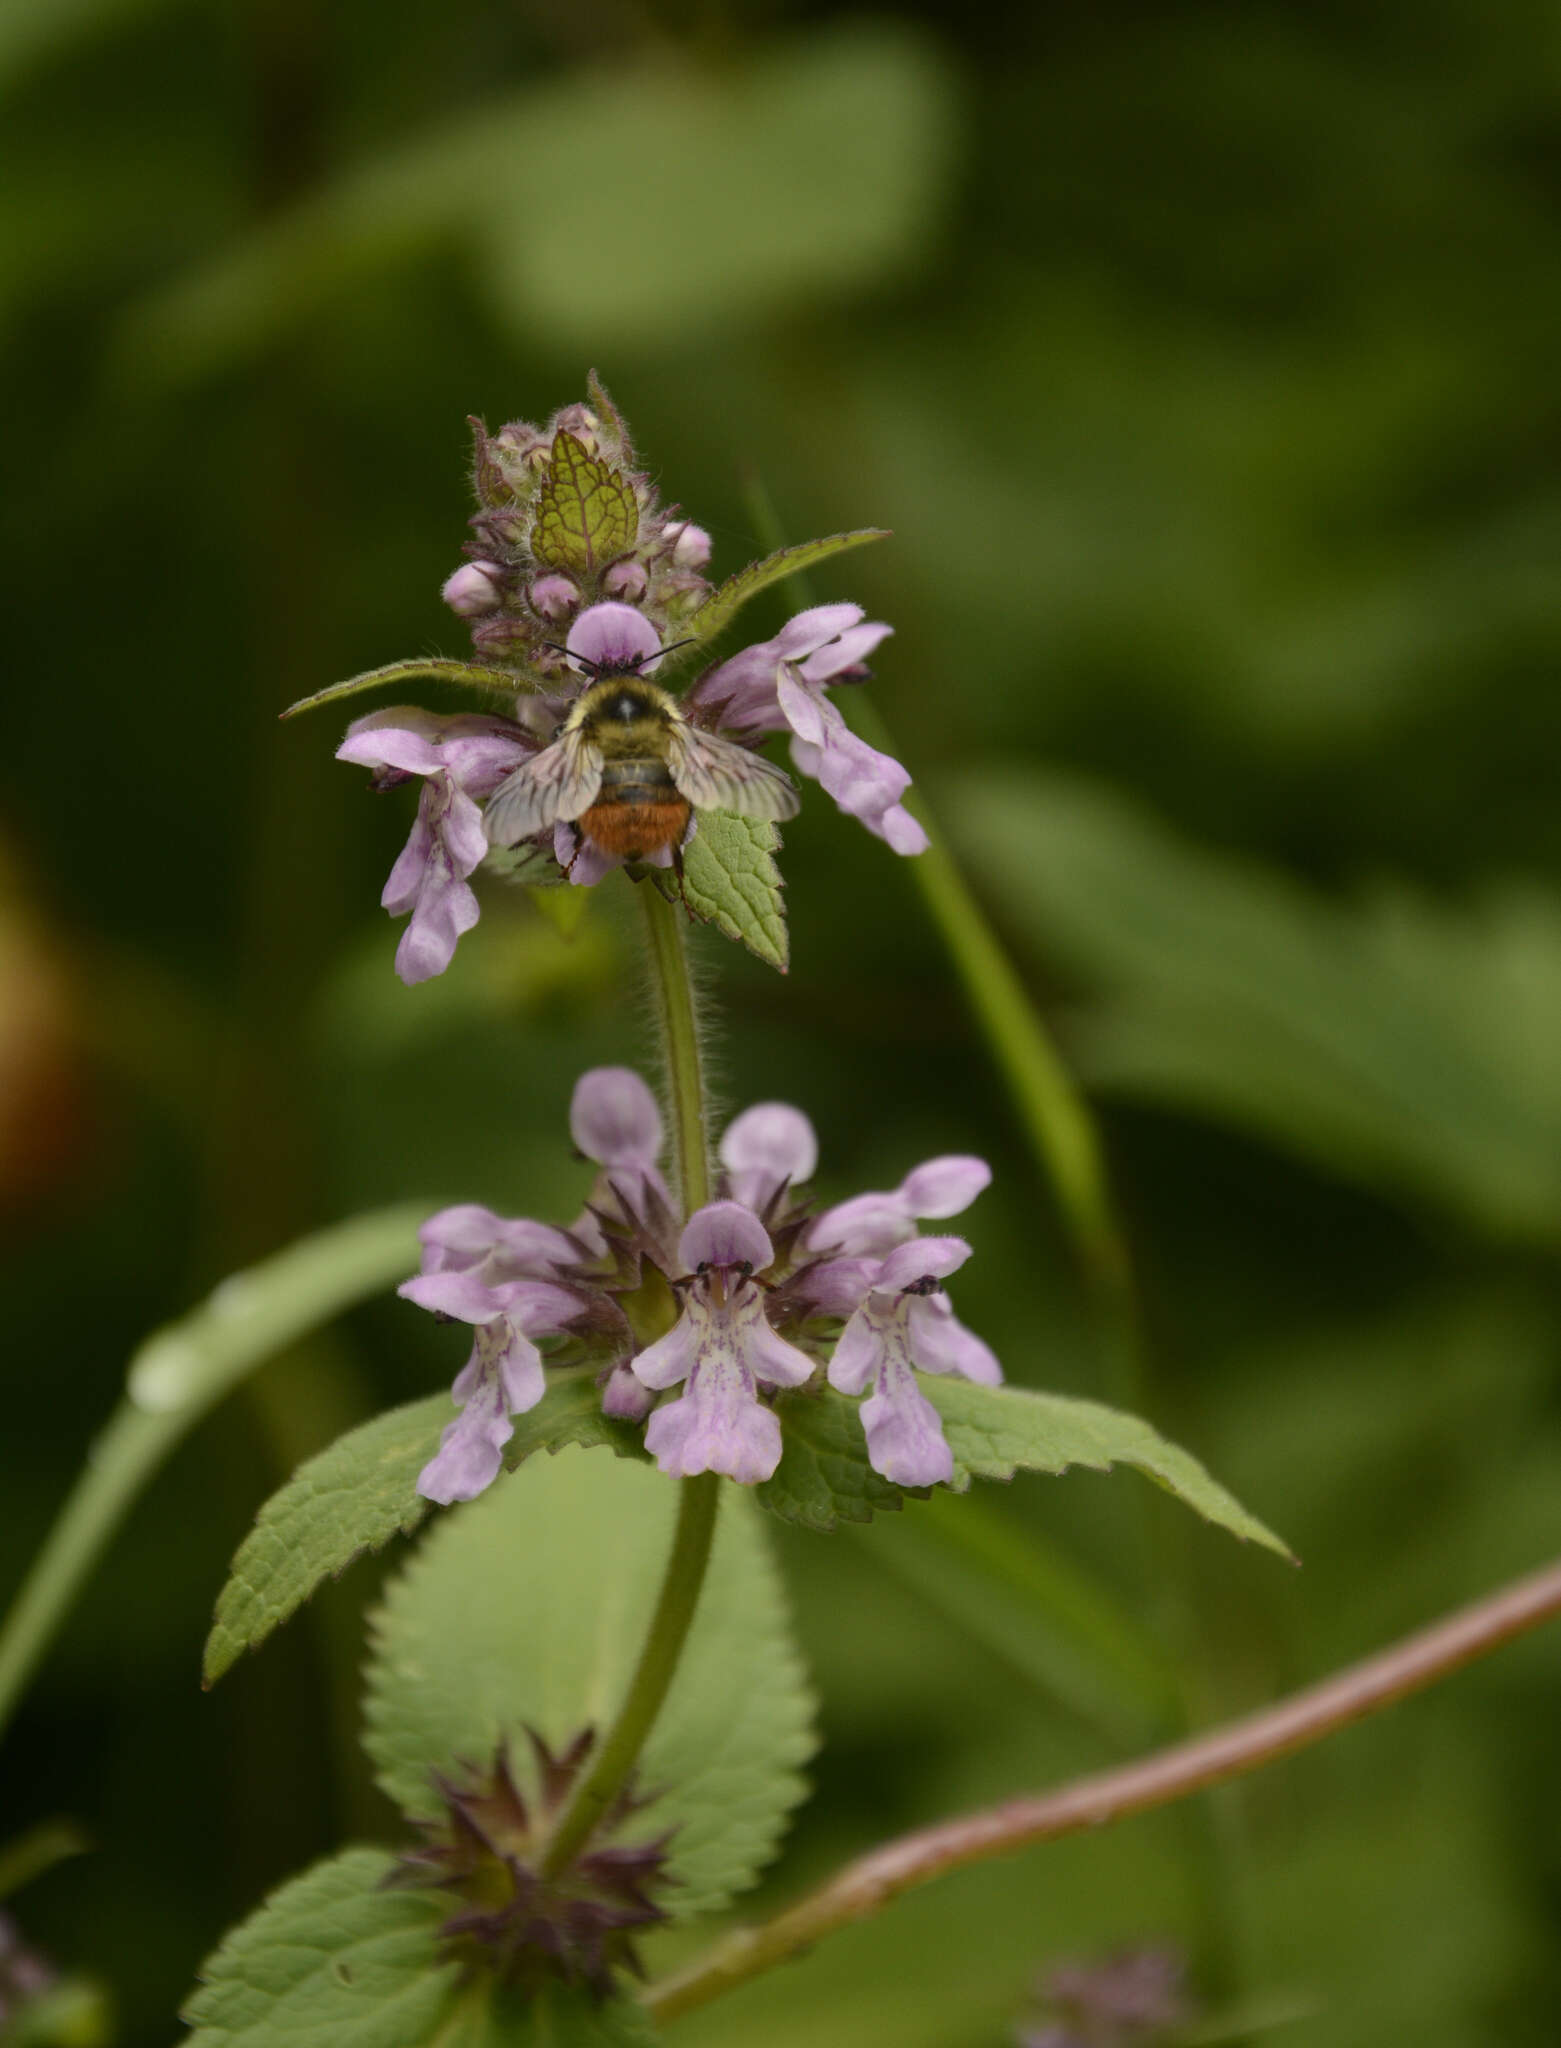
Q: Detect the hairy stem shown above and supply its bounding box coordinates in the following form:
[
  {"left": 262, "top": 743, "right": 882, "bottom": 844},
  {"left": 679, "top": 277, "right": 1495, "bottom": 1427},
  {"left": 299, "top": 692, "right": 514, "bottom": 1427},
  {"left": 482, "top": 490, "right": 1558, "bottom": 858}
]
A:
[
  {"left": 639, "top": 881, "right": 711, "bottom": 1213},
  {"left": 540, "top": 882, "right": 724, "bottom": 1874},
  {"left": 645, "top": 1553, "right": 1561, "bottom": 2020}
]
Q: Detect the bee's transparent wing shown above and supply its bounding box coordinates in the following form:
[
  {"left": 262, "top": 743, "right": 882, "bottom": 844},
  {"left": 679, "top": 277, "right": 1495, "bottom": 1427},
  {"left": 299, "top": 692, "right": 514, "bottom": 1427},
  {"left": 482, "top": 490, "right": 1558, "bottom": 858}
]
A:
[
  {"left": 484, "top": 730, "right": 602, "bottom": 845},
  {"left": 666, "top": 724, "right": 800, "bottom": 822}
]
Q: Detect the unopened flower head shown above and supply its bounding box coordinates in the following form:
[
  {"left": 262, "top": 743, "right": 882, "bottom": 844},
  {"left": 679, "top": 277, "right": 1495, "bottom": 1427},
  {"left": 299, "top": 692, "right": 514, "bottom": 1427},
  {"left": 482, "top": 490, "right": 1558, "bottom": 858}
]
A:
[{"left": 399, "top": 1065, "right": 998, "bottom": 1500}]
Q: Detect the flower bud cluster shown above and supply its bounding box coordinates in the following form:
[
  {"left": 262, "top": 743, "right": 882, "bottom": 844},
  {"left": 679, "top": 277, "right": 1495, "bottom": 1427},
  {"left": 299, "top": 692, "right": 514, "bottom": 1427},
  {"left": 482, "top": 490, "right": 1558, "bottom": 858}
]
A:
[
  {"left": 440, "top": 382, "right": 714, "bottom": 674},
  {"left": 403, "top": 1067, "right": 1000, "bottom": 1502}
]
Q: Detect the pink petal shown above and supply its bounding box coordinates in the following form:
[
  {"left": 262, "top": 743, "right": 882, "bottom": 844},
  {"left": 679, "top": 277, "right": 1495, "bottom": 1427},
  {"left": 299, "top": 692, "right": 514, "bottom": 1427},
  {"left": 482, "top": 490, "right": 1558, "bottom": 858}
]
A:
[
  {"left": 876, "top": 1235, "right": 972, "bottom": 1293},
  {"left": 566, "top": 602, "right": 663, "bottom": 674},
  {"left": 899, "top": 1156, "right": 992, "bottom": 1220},
  {"left": 679, "top": 1201, "right": 773, "bottom": 1274},
  {"left": 570, "top": 1067, "right": 663, "bottom": 1167}
]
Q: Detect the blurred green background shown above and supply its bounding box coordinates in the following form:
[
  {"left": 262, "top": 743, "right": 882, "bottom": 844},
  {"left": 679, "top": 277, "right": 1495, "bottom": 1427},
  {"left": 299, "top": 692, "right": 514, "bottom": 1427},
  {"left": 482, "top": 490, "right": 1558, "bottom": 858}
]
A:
[{"left": 5, "top": 0, "right": 1561, "bottom": 2041}]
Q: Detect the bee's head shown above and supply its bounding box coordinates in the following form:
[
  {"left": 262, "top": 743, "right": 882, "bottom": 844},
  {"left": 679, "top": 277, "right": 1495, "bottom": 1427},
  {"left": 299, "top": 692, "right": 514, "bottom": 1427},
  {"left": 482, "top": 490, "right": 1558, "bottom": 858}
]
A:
[{"left": 598, "top": 684, "right": 658, "bottom": 725}]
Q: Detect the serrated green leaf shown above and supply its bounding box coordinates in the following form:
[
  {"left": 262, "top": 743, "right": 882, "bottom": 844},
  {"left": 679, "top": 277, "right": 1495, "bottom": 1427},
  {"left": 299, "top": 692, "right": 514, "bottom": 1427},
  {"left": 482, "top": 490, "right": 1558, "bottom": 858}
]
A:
[
  {"left": 182, "top": 1847, "right": 661, "bottom": 2047},
  {"left": 656, "top": 814, "right": 788, "bottom": 970},
  {"left": 180, "top": 1847, "right": 459, "bottom": 2047},
  {"left": 531, "top": 434, "right": 638, "bottom": 575},
  {"left": 281, "top": 658, "right": 541, "bottom": 721},
  {"left": 755, "top": 1386, "right": 916, "bottom": 1531},
  {"left": 364, "top": 1448, "right": 815, "bottom": 1916},
  {"left": 924, "top": 1378, "right": 1294, "bottom": 1561},
  {"left": 204, "top": 1377, "right": 648, "bottom": 1687},
  {"left": 673, "top": 530, "right": 889, "bottom": 658}
]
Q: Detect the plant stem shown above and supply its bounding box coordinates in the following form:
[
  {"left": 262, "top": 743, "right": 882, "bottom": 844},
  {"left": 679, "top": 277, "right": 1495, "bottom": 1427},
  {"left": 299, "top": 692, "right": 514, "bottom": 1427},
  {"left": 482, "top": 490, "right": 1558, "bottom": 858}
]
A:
[
  {"left": 644, "top": 1551, "right": 1561, "bottom": 2021},
  {"left": 639, "top": 881, "right": 711, "bottom": 1212},
  {"left": 541, "top": 1470, "right": 721, "bottom": 1877},
  {"left": 542, "top": 883, "right": 725, "bottom": 1875}
]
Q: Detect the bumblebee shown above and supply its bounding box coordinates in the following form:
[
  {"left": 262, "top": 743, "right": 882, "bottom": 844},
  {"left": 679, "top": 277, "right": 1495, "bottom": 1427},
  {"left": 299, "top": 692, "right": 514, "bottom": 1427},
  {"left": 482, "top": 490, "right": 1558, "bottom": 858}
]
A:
[{"left": 485, "top": 663, "right": 799, "bottom": 868}]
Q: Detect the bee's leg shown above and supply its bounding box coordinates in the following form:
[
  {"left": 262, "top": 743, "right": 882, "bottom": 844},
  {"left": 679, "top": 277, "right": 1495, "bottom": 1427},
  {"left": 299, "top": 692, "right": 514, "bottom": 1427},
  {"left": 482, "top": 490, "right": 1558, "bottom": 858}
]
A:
[{"left": 559, "top": 823, "right": 581, "bottom": 877}]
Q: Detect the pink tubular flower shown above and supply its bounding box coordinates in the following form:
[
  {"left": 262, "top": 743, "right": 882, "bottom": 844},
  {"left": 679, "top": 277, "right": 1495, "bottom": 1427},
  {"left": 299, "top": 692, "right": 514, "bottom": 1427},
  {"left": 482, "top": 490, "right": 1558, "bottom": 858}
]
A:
[
  {"left": 634, "top": 1205, "right": 814, "bottom": 1483},
  {"left": 688, "top": 604, "right": 926, "bottom": 855},
  {"left": 568, "top": 1066, "right": 673, "bottom": 1236},
  {"left": 400, "top": 1271, "right": 592, "bottom": 1503},
  {"left": 395, "top": 1063, "right": 1000, "bottom": 1504},
  {"left": 337, "top": 708, "right": 533, "bottom": 985},
  {"left": 810, "top": 1154, "right": 991, "bottom": 1258},
  {"left": 718, "top": 1102, "right": 819, "bottom": 1214},
  {"left": 827, "top": 1238, "right": 1002, "bottom": 1487}
]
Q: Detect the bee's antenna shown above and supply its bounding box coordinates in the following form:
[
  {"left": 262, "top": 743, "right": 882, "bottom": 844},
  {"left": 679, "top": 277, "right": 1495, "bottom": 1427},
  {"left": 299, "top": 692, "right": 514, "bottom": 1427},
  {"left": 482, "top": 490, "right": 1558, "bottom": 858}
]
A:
[{"left": 543, "top": 635, "right": 693, "bottom": 677}]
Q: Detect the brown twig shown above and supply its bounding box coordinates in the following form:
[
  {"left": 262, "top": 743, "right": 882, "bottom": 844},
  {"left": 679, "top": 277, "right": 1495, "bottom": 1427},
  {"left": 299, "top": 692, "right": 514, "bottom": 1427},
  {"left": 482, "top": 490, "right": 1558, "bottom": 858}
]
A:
[{"left": 646, "top": 1555, "right": 1561, "bottom": 2021}]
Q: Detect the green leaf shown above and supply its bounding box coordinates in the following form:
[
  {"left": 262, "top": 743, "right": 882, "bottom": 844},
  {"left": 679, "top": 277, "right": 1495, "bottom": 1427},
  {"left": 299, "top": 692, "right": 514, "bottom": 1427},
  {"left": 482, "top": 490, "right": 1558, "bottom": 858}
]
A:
[
  {"left": 364, "top": 1448, "right": 815, "bottom": 1916},
  {"left": 204, "top": 1376, "right": 648, "bottom": 1687},
  {"left": 181, "top": 1846, "right": 460, "bottom": 2047},
  {"left": 531, "top": 434, "right": 638, "bottom": 575},
  {"left": 657, "top": 814, "right": 788, "bottom": 970},
  {"left": 755, "top": 1386, "right": 916, "bottom": 1532},
  {"left": 282, "top": 658, "right": 539, "bottom": 721},
  {"left": 924, "top": 1378, "right": 1294, "bottom": 1561},
  {"left": 756, "top": 1382, "right": 1289, "bottom": 1562},
  {"left": 674, "top": 530, "right": 889, "bottom": 658},
  {"left": 182, "top": 1847, "right": 662, "bottom": 2047}
]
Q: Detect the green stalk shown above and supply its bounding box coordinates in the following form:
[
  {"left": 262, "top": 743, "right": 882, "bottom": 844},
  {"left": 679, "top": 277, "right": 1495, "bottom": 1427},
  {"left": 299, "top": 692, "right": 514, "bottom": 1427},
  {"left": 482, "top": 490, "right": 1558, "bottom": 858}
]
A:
[
  {"left": 639, "top": 879, "right": 711, "bottom": 1212},
  {"left": 540, "top": 882, "right": 723, "bottom": 1874}
]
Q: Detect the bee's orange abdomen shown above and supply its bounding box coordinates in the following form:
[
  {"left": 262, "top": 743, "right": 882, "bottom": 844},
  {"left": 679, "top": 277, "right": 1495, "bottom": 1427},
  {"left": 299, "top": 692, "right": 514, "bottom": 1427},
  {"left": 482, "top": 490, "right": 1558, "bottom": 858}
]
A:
[{"left": 580, "top": 797, "right": 691, "bottom": 859}]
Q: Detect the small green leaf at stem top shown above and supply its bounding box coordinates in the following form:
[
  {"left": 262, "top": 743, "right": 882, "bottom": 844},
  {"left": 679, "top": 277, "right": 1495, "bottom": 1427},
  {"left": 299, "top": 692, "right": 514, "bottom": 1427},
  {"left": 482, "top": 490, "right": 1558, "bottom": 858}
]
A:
[
  {"left": 364, "top": 1447, "right": 816, "bottom": 1918},
  {"left": 531, "top": 432, "right": 638, "bottom": 575},
  {"left": 669, "top": 529, "right": 889, "bottom": 661},
  {"left": 281, "top": 657, "right": 544, "bottom": 720},
  {"left": 181, "top": 1847, "right": 663, "bottom": 2047},
  {"left": 203, "top": 1378, "right": 648, "bottom": 1687},
  {"left": 654, "top": 814, "right": 788, "bottom": 970}
]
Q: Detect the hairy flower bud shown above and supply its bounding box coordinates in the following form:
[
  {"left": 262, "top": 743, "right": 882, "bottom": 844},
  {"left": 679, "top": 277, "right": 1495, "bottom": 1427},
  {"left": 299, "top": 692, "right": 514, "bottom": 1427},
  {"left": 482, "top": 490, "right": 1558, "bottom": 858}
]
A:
[
  {"left": 442, "top": 561, "right": 505, "bottom": 617},
  {"left": 471, "top": 615, "right": 542, "bottom": 658},
  {"left": 603, "top": 558, "right": 648, "bottom": 601},
  {"left": 664, "top": 520, "right": 713, "bottom": 570},
  {"left": 529, "top": 572, "right": 582, "bottom": 620}
]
